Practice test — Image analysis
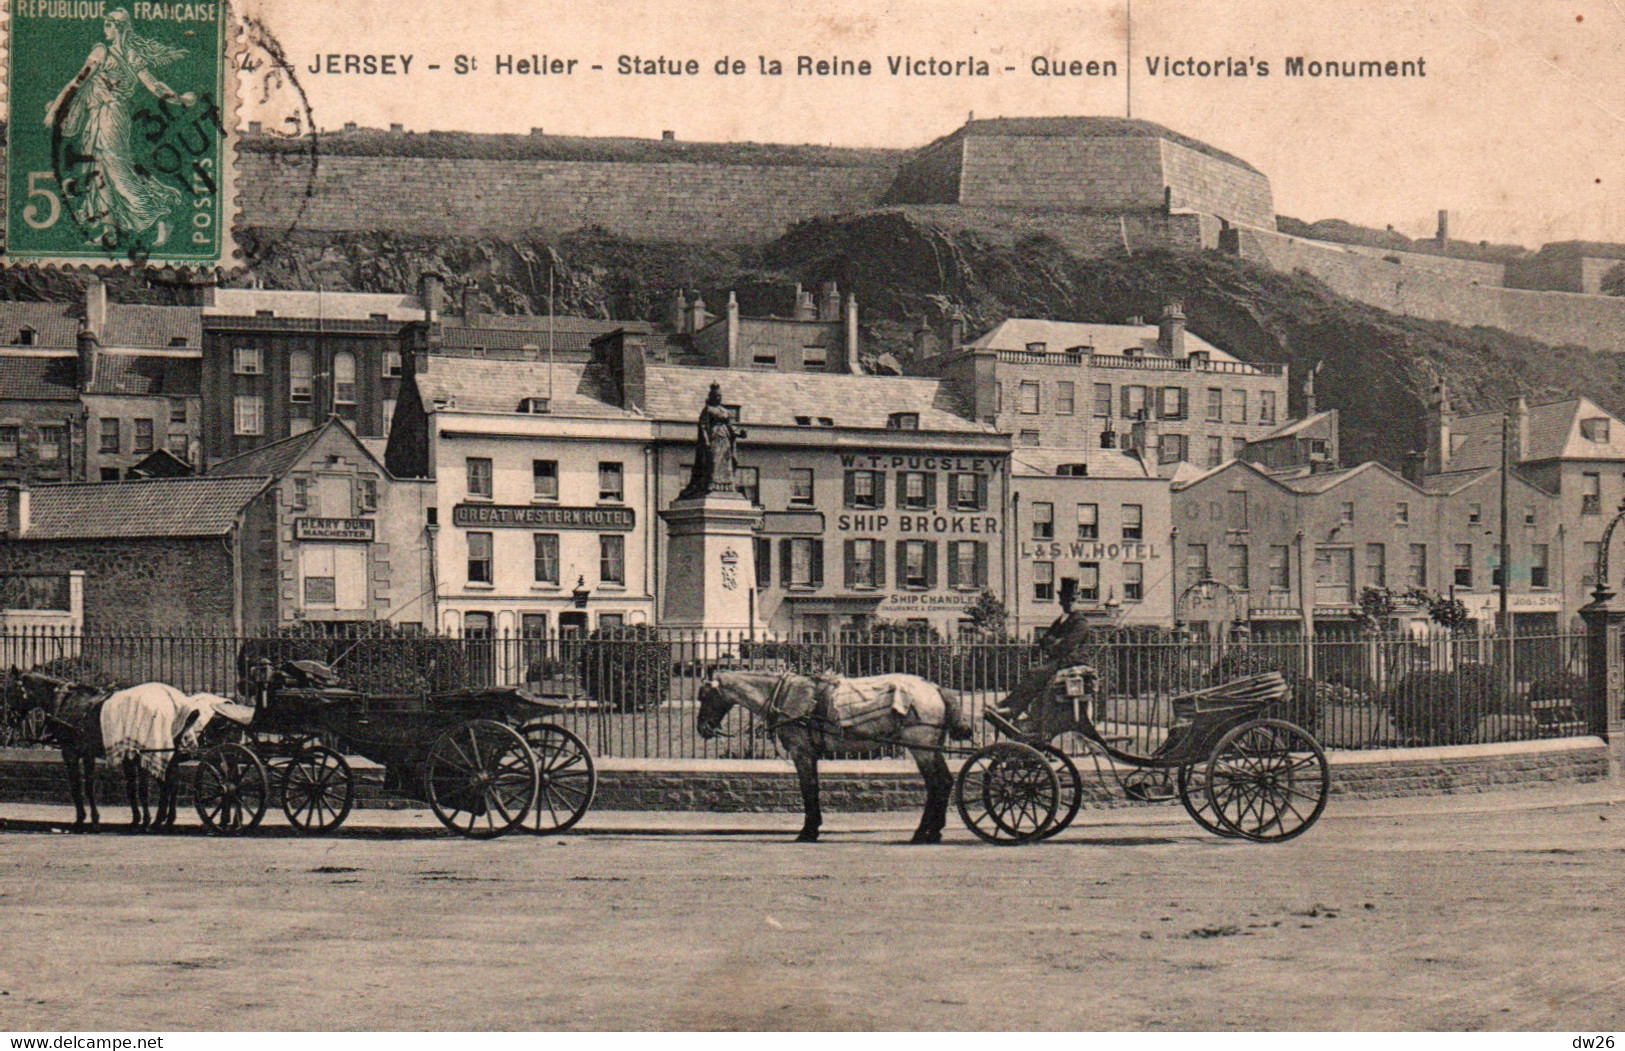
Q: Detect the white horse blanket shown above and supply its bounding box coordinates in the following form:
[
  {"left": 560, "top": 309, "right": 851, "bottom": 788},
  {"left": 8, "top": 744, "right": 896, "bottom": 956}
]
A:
[
  {"left": 827, "top": 674, "right": 948, "bottom": 734},
  {"left": 100, "top": 684, "right": 238, "bottom": 778}
]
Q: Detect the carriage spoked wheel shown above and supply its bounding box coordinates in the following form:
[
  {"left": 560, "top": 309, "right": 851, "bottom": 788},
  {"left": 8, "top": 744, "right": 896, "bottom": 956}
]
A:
[
  {"left": 955, "top": 741, "right": 1060, "bottom": 845},
  {"left": 1202, "top": 718, "right": 1330, "bottom": 843},
  {"left": 1176, "top": 761, "right": 1241, "bottom": 839},
  {"left": 193, "top": 743, "right": 270, "bottom": 835},
  {"left": 280, "top": 745, "right": 356, "bottom": 835},
  {"left": 519, "top": 722, "right": 597, "bottom": 835},
  {"left": 425, "top": 720, "right": 538, "bottom": 839},
  {"left": 1033, "top": 744, "right": 1083, "bottom": 841}
]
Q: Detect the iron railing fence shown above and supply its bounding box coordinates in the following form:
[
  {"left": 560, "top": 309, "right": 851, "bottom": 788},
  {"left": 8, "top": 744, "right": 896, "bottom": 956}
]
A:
[{"left": 0, "top": 626, "right": 1593, "bottom": 758}]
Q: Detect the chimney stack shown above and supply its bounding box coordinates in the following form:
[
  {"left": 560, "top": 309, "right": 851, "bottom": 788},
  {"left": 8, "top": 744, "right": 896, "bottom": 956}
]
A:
[
  {"left": 912, "top": 317, "right": 936, "bottom": 361},
  {"left": 1507, "top": 394, "right": 1529, "bottom": 464},
  {"left": 1401, "top": 450, "right": 1425, "bottom": 486},
  {"left": 1436, "top": 209, "right": 1450, "bottom": 246},
  {"left": 1304, "top": 365, "right": 1318, "bottom": 416},
  {"left": 669, "top": 289, "right": 689, "bottom": 333},
  {"left": 0, "top": 482, "right": 29, "bottom": 539},
  {"left": 725, "top": 291, "right": 740, "bottom": 366},
  {"left": 1131, "top": 409, "right": 1160, "bottom": 467},
  {"left": 1158, "top": 300, "right": 1187, "bottom": 360},
  {"left": 844, "top": 293, "right": 862, "bottom": 374},
  {"left": 461, "top": 286, "right": 481, "bottom": 322},
  {"left": 661, "top": 130, "right": 676, "bottom": 141},
  {"left": 688, "top": 293, "right": 708, "bottom": 335},
  {"left": 84, "top": 273, "right": 107, "bottom": 338},
  {"left": 793, "top": 283, "right": 817, "bottom": 322},
  {"left": 417, "top": 272, "right": 445, "bottom": 321},
  {"left": 949, "top": 313, "right": 966, "bottom": 351},
  {"left": 1425, "top": 380, "right": 1454, "bottom": 475},
  {"left": 77, "top": 328, "right": 100, "bottom": 391},
  {"left": 819, "top": 281, "right": 840, "bottom": 323}
]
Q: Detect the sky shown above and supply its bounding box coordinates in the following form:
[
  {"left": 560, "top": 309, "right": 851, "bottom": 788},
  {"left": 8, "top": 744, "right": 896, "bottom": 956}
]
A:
[{"left": 17, "top": 0, "right": 1625, "bottom": 247}]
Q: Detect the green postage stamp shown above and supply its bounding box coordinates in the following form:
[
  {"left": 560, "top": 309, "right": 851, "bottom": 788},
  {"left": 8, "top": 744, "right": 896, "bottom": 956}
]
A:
[{"left": 3, "top": 0, "right": 239, "bottom": 268}]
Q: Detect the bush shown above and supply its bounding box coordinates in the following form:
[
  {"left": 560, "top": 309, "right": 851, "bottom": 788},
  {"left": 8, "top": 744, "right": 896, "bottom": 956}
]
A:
[
  {"left": 239, "top": 625, "right": 469, "bottom": 696},
  {"left": 1382, "top": 662, "right": 1511, "bottom": 745},
  {"left": 1529, "top": 671, "right": 1586, "bottom": 703},
  {"left": 836, "top": 621, "right": 956, "bottom": 682},
  {"left": 577, "top": 625, "right": 672, "bottom": 712}
]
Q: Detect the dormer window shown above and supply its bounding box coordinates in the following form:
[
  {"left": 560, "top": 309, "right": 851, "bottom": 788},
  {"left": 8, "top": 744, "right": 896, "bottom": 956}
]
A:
[
  {"left": 255, "top": 309, "right": 274, "bottom": 318},
  {"left": 15, "top": 327, "right": 36, "bottom": 346},
  {"left": 724, "top": 404, "right": 742, "bottom": 421},
  {"left": 1025, "top": 342, "right": 1047, "bottom": 354},
  {"left": 752, "top": 351, "right": 777, "bottom": 368},
  {"left": 887, "top": 412, "right": 920, "bottom": 431},
  {"left": 1057, "top": 463, "right": 1089, "bottom": 477},
  {"left": 518, "top": 397, "right": 551, "bottom": 414},
  {"left": 1124, "top": 346, "right": 1143, "bottom": 359},
  {"left": 1582, "top": 417, "right": 1611, "bottom": 443},
  {"left": 818, "top": 417, "right": 834, "bottom": 427},
  {"left": 168, "top": 336, "right": 188, "bottom": 347},
  {"left": 795, "top": 415, "right": 813, "bottom": 426}
]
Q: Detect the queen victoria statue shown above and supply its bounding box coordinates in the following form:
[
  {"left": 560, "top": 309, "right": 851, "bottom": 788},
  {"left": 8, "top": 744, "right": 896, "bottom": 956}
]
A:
[{"left": 680, "top": 383, "right": 748, "bottom": 500}]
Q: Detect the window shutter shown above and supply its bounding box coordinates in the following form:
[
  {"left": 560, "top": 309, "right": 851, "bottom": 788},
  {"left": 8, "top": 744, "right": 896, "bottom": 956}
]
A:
[
  {"left": 844, "top": 540, "right": 856, "bottom": 588},
  {"left": 1120, "top": 386, "right": 1132, "bottom": 418},
  {"left": 756, "top": 538, "right": 771, "bottom": 588},
  {"left": 894, "top": 541, "right": 906, "bottom": 589},
  {"left": 896, "top": 472, "right": 908, "bottom": 506},
  {"left": 1178, "top": 387, "right": 1189, "bottom": 419},
  {"left": 874, "top": 471, "right": 887, "bottom": 508},
  {"left": 925, "top": 542, "right": 938, "bottom": 590},
  {"left": 975, "top": 474, "right": 989, "bottom": 511},
  {"left": 811, "top": 539, "right": 824, "bottom": 587},
  {"left": 975, "top": 542, "right": 989, "bottom": 588},
  {"left": 780, "top": 539, "right": 793, "bottom": 585},
  {"left": 924, "top": 473, "right": 937, "bottom": 509},
  {"left": 875, "top": 541, "right": 887, "bottom": 588},
  {"left": 947, "top": 543, "right": 960, "bottom": 590},
  {"left": 843, "top": 471, "right": 856, "bottom": 508}
]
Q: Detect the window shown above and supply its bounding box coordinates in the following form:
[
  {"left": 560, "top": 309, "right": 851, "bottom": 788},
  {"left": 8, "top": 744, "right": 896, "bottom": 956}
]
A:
[
  {"left": 597, "top": 613, "right": 625, "bottom": 632},
  {"left": 37, "top": 423, "right": 64, "bottom": 461},
  {"left": 1228, "top": 490, "right": 1249, "bottom": 531},
  {"left": 1121, "top": 385, "right": 1148, "bottom": 420},
  {"left": 900, "top": 471, "right": 934, "bottom": 510},
  {"left": 169, "top": 399, "right": 187, "bottom": 424},
  {"left": 333, "top": 351, "right": 357, "bottom": 419},
  {"left": 384, "top": 350, "right": 403, "bottom": 377},
  {"left": 600, "top": 535, "right": 625, "bottom": 585},
  {"left": 755, "top": 537, "right": 772, "bottom": 588},
  {"left": 1531, "top": 544, "right": 1550, "bottom": 589},
  {"left": 166, "top": 433, "right": 189, "bottom": 458},
  {"left": 467, "top": 532, "right": 494, "bottom": 585},
  {"left": 1206, "top": 387, "right": 1224, "bottom": 422},
  {"left": 994, "top": 382, "right": 1002, "bottom": 414},
  {"left": 846, "top": 469, "right": 883, "bottom": 509},
  {"left": 1033, "top": 561, "right": 1055, "bottom": 602},
  {"left": 1314, "top": 547, "right": 1354, "bottom": 606},
  {"left": 802, "top": 346, "right": 827, "bottom": 371},
  {"left": 1454, "top": 544, "right": 1474, "bottom": 589},
  {"left": 1077, "top": 562, "right": 1101, "bottom": 602},
  {"left": 1268, "top": 545, "right": 1291, "bottom": 591},
  {"left": 15, "top": 327, "right": 36, "bottom": 346},
  {"left": 1229, "top": 389, "right": 1248, "bottom": 423},
  {"left": 289, "top": 349, "right": 313, "bottom": 402},
  {"left": 751, "top": 350, "right": 777, "bottom": 368},
  {"left": 1025, "top": 341, "right": 1047, "bottom": 354},
  {"left": 302, "top": 546, "right": 338, "bottom": 606},
  {"left": 1018, "top": 429, "right": 1041, "bottom": 446},
  {"left": 1077, "top": 503, "right": 1099, "bottom": 540},
  {"left": 1583, "top": 473, "right": 1601, "bottom": 515},
  {"left": 382, "top": 398, "right": 397, "bottom": 436},
  {"left": 1032, "top": 501, "right": 1054, "bottom": 539},
  {"left": 1584, "top": 542, "right": 1602, "bottom": 586},
  {"left": 1524, "top": 505, "right": 1537, "bottom": 527},
  {"left": 790, "top": 468, "right": 814, "bottom": 505},
  {"left": 899, "top": 540, "right": 931, "bottom": 589},
  {"left": 0, "top": 425, "right": 18, "bottom": 458},
  {"left": 1019, "top": 381, "right": 1040, "bottom": 415},
  {"left": 101, "top": 467, "right": 121, "bottom": 482},
  {"left": 950, "top": 473, "right": 985, "bottom": 511},
  {"left": 1056, "top": 463, "right": 1088, "bottom": 477},
  {"left": 533, "top": 460, "right": 558, "bottom": 501},
  {"left": 1583, "top": 417, "right": 1611, "bottom": 443},
  {"left": 1260, "top": 390, "right": 1277, "bottom": 425},
  {"left": 1207, "top": 436, "right": 1224, "bottom": 467},
  {"left": 533, "top": 533, "right": 560, "bottom": 585},
  {"left": 133, "top": 419, "right": 153, "bottom": 454},
  {"left": 1185, "top": 543, "right": 1210, "bottom": 588},
  {"left": 1056, "top": 382, "right": 1075, "bottom": 415},
  {"left": 466, "top": 457, "right": 493, "bottom": 499},
  {"left": 1232, "top": 437, "right": 1248, "bottom": 459},
  {"left": 1468, "top": 502, "right": 1482, "bottom": 525},
  {"left": 1123, "top": 562, "right": 1144, "bottom": 602},
  {"left": 233, "top": 347, "right": 262, "bottom": 374},
  {"left": 1158, "top": 433, "right": 1187, "bottom": 464},
  {"left": 1396, "top": 501, "right": 1410, "bottom": 526},
  {"left": 785, "top": 537, "right": 823, "bottom": 587},
  {"left": 99, "top": 418, "right": 120, "bottom": 454},
  {"left": 1093, "top": 383, "right": 1112, "bottom": 418},
  {"left": 1228, "top": 545, "right": 1250, "bottom": 590},
  {"left": 291, "top": 477, "right": 308, "bottom": 511},
  {"left": 1366, "top": 543, "right": 1387, "bottom": 588},
  {"left": 887, "top": 412, "right": 920, "bottom": 431},
  {"left": 1122, "top": 504, "right": 1143, "bottom": 541},
  {"left": 1339, "top": 502, "right": 1354, "bottom": 524},
  {"left": 735, "top": 466, "right": 760, "bottom": 505},
  {"left": 233, "top": 395, "right": 263, "bottom": 436},
  {"left": 599, "top": 461, "right": 625, "bottom": 502},
  {"left": 358, "top": 477, "right": 378, "bottom": 512},
  {"left": 1409, "top": 543, "right": 1428, "bottom": 588},
  {"left": 847, "top": 538, "right": 882, "bottom": 589},
  {"left": 1158, "top": 386, "right": 1187, "bottom": 420}
]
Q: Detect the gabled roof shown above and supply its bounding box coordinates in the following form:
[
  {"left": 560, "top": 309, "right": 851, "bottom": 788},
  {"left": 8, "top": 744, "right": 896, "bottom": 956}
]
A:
[
  {"left": 1279, "top": 460, "right": 1425, "bottom": 495},
  {"left": 966, "top": 318, "right": 1245, "bottom": 366},
  {"left": 83, "top": 353, "right": 200, "bottom": 397},
  {"left": 642, "top": 366, "right": 987, "bottom": 432},
  {"left": 1444, "top": 398, "right": 1625, "bottom": 472},
  {"left": 0, "top": 354, "right": 80, "bottom": 400},
  {"left": 1252, "top": 410, "right": 1336, "bottom": 442},
  {"left": 1171, "top": 456, "right": 1294, "bottom": 493},
  {"left": 209, "top": 417, "right": 385, "bottom": 479},
  {"left": 102, "top": 305, "right": 201, "bottom": 349},
  {"left": 414, "top": 360, "right": 642, "bottom": 420},
  {"left": 1011, "top": 447, "right": 1154, "bottom": 479},
  {"left": 205, "top": 288, "right": 423, "bottom": 322},
  {"left": 24, "top": 477, "right": 270, "bottom": 540},
  {"left": 0, "top": 302, "right": 79, "bottom": 349}
]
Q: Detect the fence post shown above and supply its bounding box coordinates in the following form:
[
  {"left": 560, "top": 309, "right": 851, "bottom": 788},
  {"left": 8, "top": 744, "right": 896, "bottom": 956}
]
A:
[{"left": 1579, "top": 593, "right": 1625, "bottom": 776}]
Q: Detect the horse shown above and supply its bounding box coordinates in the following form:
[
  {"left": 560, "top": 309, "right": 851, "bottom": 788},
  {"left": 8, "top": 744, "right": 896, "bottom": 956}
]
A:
[{"left": 696, "top": 669, "right": 971, "bottom": 844}]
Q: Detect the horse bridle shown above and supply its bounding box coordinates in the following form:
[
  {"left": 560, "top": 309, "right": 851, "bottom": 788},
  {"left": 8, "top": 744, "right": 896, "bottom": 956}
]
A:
[{"left": 699, "top": 674, "right": 792, "bottom": 739}]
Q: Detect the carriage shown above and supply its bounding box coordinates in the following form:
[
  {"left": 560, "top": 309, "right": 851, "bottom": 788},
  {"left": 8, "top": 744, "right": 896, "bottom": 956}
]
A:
[
  {"left": 953, "top": 666, "right": 1330, "bottom": 845},
  {"left": 185, "top": 659, "right": 598, "bottom": 839}
]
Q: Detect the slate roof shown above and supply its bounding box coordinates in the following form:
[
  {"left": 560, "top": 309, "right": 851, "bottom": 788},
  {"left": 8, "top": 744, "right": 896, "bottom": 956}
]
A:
[
  {"left": 24, "top": 477, "right": 270, "bottom": 540},
  {"left": 0, "top": 354, "right": 80, "bottom": 400},
  {"left": 1011, "top": 448, "right": 1153, "bottom": 479},
  {"left": 1252, "top": 410, "right": 1336, "bottom": 442},
  {"left": 966, "top": 318, "right": 1246, "bottom": 366},
  {"left": 641, "top": 366, "right": 987, "bottom": 432},
  {"left": 414, "top": 360, "right": 641, "bottom": 419},
  {"left": 0, "top": 302, "right": 79, "bottom": 349},
  {"left": 209, "top": 418, "right": 384, "bottom": 478},
  {"left": 102, "top": 305, "right": 201, "bottom": 349},
  {"left": 83, "top": 354, "right": 201, "bottom": 397},
  {"left": 436, "top": 316, "right": 652, "bottom": 356},
  {"left": 1444, "top": 399, "right": 1625, "bottom": 472},
  {"left": 1279, "top": 461, "right": 1423, "bottom": 495},
  {"left": 205, "top": 288, "right": 424, "bottom": 321}
]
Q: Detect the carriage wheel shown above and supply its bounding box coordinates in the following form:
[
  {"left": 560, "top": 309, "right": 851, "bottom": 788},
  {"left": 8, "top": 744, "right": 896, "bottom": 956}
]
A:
[
  {"left": 1177, "top": 762, "right": 1241, "bottom": 839},
  {"left": 519, "top": 722, "right": 597, "bottom": 835},
  {"left": 954, "top": 741, "right": 1059, "bottom": 845},
  {"left": 1202, "top": 718, "right": 1329, "bottom": 843},
  {"left": 193, "top": 743, "right": 269, "bottom": 835},
  {"left": 425, "top": 720, "right": 537, "bottom": 839},
  {"left": 1034, "top": 745, "right": 1083, "bottom": 841},
  {"left": 280, "top": 746, "right": 356, "bottom": 834}
]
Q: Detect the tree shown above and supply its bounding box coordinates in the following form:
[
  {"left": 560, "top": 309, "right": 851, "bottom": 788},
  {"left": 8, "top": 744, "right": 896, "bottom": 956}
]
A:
[{"left": 965, "top": 591, "right": 1009, "bottom": 636}]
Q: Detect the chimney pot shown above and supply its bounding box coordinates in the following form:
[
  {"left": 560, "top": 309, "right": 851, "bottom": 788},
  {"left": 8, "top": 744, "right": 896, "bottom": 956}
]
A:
[
  {"left": 661, "top": 130, "right": 675, "bottom": 141},
  {"left": 819, "top": 281, "right": 841, "bottom": 323}
]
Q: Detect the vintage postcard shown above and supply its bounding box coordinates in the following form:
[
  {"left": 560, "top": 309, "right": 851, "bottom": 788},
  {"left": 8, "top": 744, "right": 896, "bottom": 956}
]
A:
[{"left": 1, "top": 0, "right": 1623, "bottom": 1038}]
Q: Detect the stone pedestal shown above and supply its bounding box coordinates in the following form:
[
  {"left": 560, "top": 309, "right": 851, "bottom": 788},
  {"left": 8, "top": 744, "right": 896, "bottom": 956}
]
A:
[{"left": 659, "top": 492, "right": 761, "bottom": 633}]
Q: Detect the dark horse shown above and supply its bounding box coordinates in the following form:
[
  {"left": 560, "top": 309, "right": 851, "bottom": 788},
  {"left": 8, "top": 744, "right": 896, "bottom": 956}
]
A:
[
  {"left": 3, "top": 670, "right": 184, "bottom": 831},
  {"left": 696, "top": 670, "right": 970, "bottom": 844}
]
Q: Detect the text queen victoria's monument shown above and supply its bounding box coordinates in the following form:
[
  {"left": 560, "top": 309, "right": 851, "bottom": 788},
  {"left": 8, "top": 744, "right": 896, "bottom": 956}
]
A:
[{"left": 659, "top": 384, "right": 762, "bottom": 631}]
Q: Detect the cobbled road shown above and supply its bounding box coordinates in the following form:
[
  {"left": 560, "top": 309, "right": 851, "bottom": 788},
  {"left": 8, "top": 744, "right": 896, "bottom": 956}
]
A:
[{"left": 1, "top": 790, "right": 1622, "bottom": 1031}]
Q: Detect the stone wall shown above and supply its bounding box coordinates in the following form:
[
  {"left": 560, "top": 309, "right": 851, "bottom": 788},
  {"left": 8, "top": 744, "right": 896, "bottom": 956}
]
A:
[
  {"left": 241, "top": 154, "right": 897, "bottom": 242},
  {"left": 0, "top": 537, "right": 236, "bottom": 633},
  {"left": 956, "top": 135, "right": 1167, "bottom": 212},
  {"left": 1158, "top": 140, "right": 1276, "bottom": 229}
]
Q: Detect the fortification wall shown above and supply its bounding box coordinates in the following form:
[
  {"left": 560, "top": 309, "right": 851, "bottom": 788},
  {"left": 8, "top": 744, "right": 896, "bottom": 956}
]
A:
[
  {"left": 956, "top": 136, "right": 1167, "bottom": 211},
  {"left": 241, "top": 153, "right": 897, "bottom": 242},
  {"left": 1304, "top": 237, "right": 1507, "bottom": 286},
  {"left": 1159, "top": 140, "right": 1275, "bottom": 228},
  {"left": 1238, "top": 226, "right": 1625, "bottom": 354}
]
